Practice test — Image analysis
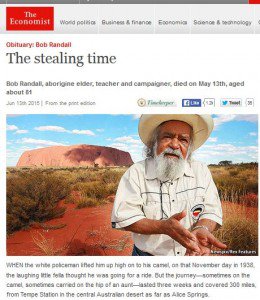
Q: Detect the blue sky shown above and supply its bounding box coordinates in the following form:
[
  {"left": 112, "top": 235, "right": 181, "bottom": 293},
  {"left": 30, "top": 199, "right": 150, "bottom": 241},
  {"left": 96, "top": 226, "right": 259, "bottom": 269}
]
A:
[{"left": 6, "top": 114, "right": 258, "bottom": 166}]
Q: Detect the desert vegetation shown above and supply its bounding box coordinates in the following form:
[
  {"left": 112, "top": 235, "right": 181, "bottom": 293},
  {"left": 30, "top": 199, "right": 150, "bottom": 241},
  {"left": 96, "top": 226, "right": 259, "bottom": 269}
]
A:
[
  {"left": 210, "top": 162, "right": 258, "bottom": 205},
  {"left": 7, "top": 167, "right": 126, "bottom": 234},
  {"left": 6, "top": 162, "right": 258, "bottom": 255},
  {"left": 209, "top": 162, "right": 258, "bottom": 255}
]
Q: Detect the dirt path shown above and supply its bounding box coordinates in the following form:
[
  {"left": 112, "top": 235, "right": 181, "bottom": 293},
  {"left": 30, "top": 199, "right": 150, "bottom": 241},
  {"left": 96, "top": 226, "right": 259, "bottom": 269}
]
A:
[{"left": 7, "top": 202, "right": 133, "bottom": 256}]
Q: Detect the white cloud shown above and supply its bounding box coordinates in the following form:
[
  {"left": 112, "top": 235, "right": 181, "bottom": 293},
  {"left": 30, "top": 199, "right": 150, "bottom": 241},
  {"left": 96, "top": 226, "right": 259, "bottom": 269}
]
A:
[
  {"left": 213, "top": 115, "right": 236, "bottom": 127},
  {"left": 249, "top": 132, "right": 257, "bottom": 136},
  {"left": 19, "top": 138, "right": 65, "bottom": 146},
  {"left": 132, "top": 114, "right": 141, "bottom": 120},
  {"left": 6, "top": 145, "right": 46, "bottom": 166},
  {"left": 235, "top": 115, "right": 258, "bottom": 123},
  {"left": 7, "top": 124, "right": 18, "bottom": 131},
  {"left": 96, "top": 128, "right": 104, "bottom": 132},
  {"left": 213, "top": 114, "right": 258, "bottom": 128},
  {"left": 114, "top": 136, "right": 141, "bottom": 144},
  {"left": 131, "top": 144, "right": 143, "bottom": 148},
  {"left": 208, "top": 137, "right": 218, "bottom": 142},
  {"left": 35, "top": 126, "right": 68, "bottom": 132},
  {"left": 109, "top": 134, "right": 144, "bottom": 163},
  {"left": 34, "top": 125, "right": 95, "bottom": 136},
  {"left": 108, "top": 142, "right": 144, "bottom": 163},
  {"left": 7, "top": 146, "right": 31, "bottom": 158},
  {"left": 15, "top": 130, "right": 28, "bottom": 134},
  {"left": 72, "top": 129, "right": 95, "bottom": 136},
  {"left": 194, "top": 143, "right": 258, "bottom": 164},
  {"left": 6, "top": 150, "right": 19, "bottom": 158},
  {"left": 109, "top": 143, "right": 128, "bottom": 150},
  {"left": 202, "top": 143, "right": 257, "bottom": 152}
]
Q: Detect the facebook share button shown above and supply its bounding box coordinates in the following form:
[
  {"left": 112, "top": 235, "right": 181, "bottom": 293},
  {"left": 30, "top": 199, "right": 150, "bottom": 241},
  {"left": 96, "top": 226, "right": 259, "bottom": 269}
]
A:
[{"left": 182, "top": 99, "right": 202, "bottom": 107}]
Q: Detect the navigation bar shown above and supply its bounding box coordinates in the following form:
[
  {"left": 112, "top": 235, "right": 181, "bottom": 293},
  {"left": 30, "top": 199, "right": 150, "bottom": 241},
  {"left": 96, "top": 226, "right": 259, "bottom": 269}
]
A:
[{"left": 2, "top": 4, "right": 260, "bottom": 33}]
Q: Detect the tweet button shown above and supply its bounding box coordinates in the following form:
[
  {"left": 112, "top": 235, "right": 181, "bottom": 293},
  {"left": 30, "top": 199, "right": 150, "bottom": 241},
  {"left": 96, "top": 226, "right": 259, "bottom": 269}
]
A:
[{"left": 220, "top": 99, "right": 242, "bottom": 107}]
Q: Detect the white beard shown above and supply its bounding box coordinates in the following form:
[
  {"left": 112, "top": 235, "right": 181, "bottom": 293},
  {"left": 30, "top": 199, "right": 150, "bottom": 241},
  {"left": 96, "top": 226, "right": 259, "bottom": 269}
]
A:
[{"left": 154, "top": 148, "right": 186, "bottom": 181}]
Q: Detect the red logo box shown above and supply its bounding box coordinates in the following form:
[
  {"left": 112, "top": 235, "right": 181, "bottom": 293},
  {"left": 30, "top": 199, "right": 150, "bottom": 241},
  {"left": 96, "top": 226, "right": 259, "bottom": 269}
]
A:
[{"left": 6, "top": 7, "right": 54, "bottom": 31}]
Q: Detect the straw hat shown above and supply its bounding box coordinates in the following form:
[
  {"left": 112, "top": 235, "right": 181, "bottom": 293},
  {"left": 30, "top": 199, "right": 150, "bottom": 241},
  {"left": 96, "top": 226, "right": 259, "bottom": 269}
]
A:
[{"left": 138, "top": 114, "right": 214, "bottom": 151}]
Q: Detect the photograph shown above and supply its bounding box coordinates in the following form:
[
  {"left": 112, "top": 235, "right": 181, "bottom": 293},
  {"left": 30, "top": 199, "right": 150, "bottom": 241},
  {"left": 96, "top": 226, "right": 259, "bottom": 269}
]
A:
[{"left": 6, "top": 114, "right": 258, "bottom": 256}]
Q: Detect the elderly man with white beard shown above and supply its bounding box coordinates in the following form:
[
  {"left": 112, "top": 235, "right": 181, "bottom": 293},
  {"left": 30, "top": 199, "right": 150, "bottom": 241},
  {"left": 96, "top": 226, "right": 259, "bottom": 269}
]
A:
[{"left": 111, "top": 114, "right": 226, "bottom": 256}]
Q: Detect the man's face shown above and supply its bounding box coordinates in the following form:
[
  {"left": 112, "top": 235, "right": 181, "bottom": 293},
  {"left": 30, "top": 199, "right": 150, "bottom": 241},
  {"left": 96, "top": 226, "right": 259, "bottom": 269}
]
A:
[{"left": 156, "top": 120, "right": 192, "bottom": 160}]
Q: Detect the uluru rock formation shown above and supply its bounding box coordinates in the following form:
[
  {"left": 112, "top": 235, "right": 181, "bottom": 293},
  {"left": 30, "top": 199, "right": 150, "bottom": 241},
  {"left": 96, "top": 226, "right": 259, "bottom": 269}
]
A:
[{"left": 16, "top": 144, "right": 133, "bottom": 167}]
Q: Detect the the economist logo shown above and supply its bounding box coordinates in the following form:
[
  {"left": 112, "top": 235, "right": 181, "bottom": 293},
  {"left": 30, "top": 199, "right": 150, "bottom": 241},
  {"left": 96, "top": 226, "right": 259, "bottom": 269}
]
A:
[{"left": 6, "top": 7, "right": 54, "bottom": 31}]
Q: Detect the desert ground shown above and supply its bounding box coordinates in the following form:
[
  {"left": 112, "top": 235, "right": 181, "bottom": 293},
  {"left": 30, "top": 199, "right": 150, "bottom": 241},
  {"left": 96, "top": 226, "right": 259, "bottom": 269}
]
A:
[
  {"left": 7, "top": 200, "right": 132, "bottom": 256},
  {"left": 6, "top": 163, "right": 258, "bottom": 256}
]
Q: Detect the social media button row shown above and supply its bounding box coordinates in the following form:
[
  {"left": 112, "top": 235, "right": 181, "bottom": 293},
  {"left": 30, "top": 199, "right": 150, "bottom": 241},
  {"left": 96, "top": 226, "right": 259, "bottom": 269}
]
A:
[
  {"left": 181, "top": 98, "right": 254, "bottom": 107},
  {"left": 137, "top": 98, "right": 254, "bottom": 108}
]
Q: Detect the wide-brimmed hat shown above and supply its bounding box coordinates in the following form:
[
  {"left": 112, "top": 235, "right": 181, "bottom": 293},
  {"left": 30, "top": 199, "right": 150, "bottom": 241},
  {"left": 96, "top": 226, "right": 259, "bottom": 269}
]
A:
[{"left": 138, "top": 114, "right": 214, "bottom": 151}]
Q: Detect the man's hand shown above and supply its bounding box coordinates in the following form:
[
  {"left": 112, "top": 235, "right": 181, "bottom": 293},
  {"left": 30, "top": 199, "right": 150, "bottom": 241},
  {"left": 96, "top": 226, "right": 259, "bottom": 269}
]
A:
[
  {"left": 125, "top": 210, "right": 201, "bottom": 254},
  {"left": 161, "top": 210, "right": 201, "bottom": 254},
  {"left": 186, "top": 228, "right": 227, "bottom": 256}
]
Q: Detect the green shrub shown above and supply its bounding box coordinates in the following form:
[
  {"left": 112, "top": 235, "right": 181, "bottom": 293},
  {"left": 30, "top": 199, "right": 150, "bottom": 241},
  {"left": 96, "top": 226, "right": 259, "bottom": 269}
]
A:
[
  {"left": 214, "top": 217, "right": 258, "bottom": 255},
  {"left": 73, "top": 182, "right": 110, "bottom": 200},
  {"left": 229, "top": 170, "right": 239, "bottom": 177},
  {"left": 210, "top": 164, "right": 258, "bottom": 202},
  {"left": 75, "top": 197, "right": 100, "bottom": 209},
  {"left": 101, "top": 170, "right": 124, "bottom": 184},
  {"left": 6, "top": 167, "right": 128, "bottom": 233},
  {"left": 7, "top": 171, "right": 70, "bottom": 234}
]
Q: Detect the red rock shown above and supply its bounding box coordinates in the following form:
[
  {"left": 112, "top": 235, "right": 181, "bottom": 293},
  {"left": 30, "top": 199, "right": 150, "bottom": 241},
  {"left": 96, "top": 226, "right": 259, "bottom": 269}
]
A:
[{"left": 16, "top": 144, "right": 133, "bottom": 167}]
